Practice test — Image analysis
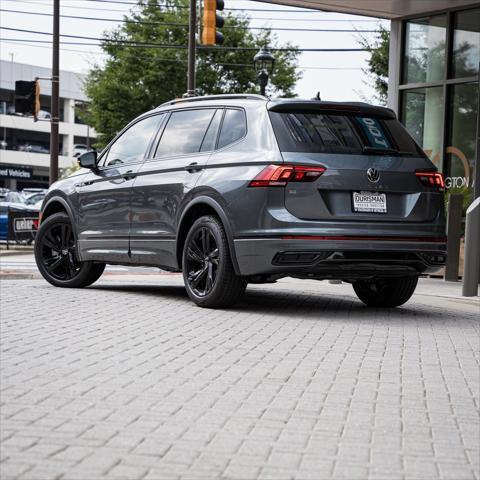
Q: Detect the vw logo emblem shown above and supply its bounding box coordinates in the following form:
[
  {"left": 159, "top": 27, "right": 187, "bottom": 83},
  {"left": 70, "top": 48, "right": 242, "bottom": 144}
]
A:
[{"left": 367, "top": 167, "right": 380, "bottom": 183}]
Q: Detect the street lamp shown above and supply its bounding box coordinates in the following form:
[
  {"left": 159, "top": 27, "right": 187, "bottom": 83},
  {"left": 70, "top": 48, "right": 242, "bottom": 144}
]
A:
[{"left": 253, "top": 47, "right": 275, "bottom": 96}]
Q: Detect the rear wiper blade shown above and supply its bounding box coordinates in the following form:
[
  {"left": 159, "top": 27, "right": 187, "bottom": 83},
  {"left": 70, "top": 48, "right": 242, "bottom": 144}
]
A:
[{"left": 362, "top": 146, "right": 412, "bottom": 156}]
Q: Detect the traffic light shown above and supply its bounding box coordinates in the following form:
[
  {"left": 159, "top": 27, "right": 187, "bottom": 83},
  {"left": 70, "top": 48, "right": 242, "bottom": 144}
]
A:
[
  {"left": 202, "top": 0, "right": 224, "bottom": 46},
  {"left": 14, "top": 80, "right": 40, "bottom": 120}
]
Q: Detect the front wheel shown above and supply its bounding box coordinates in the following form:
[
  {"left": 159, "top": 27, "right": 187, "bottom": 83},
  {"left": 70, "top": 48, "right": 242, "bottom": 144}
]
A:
[
  {"left": 182, "top": 215, "right": 247, "bottom": 308},
  {"left": 353, "top": 276, "right": 418, "bottom": 308},
  {"left": 34, "top": 212, "right": 105, "bottom": 288}
]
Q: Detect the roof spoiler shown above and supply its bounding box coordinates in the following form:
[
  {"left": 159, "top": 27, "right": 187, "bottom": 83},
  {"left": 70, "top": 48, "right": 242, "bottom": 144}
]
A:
[{"left": 267, "top": 100, "right": 396, "bottom": 119}]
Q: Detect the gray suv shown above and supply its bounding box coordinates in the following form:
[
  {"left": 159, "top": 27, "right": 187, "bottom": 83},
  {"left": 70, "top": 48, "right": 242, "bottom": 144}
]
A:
[{"left": 35, "top": 94, "right": 447, "bottom": 308}]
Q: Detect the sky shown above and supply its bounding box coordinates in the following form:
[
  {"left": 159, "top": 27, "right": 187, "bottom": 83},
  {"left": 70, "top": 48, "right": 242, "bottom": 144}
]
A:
[{"left": 0, "top": 0, "right": 389, "bottom": 103}]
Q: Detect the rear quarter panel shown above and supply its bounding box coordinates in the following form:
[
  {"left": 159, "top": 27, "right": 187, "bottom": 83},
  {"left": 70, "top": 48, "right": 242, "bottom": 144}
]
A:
[{"left": 195, "top": 102, "right": 284, "bottom": 236}]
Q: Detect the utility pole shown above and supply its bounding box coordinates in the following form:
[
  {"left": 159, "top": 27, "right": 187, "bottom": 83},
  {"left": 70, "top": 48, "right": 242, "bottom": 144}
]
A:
[
  {"left": 186, "top": 0, "right": 196, "bottom": 97},
  {"left": 49, "top": 0, "right": 60, "bottom": 185}
]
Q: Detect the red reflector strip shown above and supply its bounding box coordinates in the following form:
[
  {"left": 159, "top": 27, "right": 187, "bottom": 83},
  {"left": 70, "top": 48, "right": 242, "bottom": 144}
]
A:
[
  {"left": 415, "top": 171, "right": 445, "bottom": 190},
  {"left": 281, "top": 235, "right": 447, "bottom": 243}
]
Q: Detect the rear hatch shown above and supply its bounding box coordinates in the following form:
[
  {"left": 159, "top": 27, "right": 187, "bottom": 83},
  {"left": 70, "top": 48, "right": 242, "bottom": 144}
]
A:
[{"left": 268, "top": 102, "right": 443, "bottom": 223}]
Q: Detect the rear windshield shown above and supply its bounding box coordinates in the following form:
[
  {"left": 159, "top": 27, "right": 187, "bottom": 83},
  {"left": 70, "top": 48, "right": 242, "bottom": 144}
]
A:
[{"left": 269, "top": 111, "right": 425, "bottom": 157}]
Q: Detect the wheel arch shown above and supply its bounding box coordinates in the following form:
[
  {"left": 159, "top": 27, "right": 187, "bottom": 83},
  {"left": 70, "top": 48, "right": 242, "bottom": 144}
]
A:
[
  {"left": 176, "top": 196, "right": 241, "bottom": 275},
  {"left": 41, "top": 196, "right": 78, "bottom": 238}
]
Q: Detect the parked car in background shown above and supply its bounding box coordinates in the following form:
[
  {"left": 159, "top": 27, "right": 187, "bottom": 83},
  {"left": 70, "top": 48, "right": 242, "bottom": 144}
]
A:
[
  {"left": 0, "top": 189, "right": 25, "bottom": 204},
  {"left": 72, "top": 144, "right": 89, "bottom": 157},
  {"left": 24, "top": 191, "right": 47, "bottom": 207},
  {"left": 37, "top": 110, "right": 51, "bottom": 120},
  {"left": 0, "top": 191, "right": 32, "bottom": 240},
  {"left": 35, "top": 94, "right": 447, "bottom": 308},
  {"left": 21, "top": 188, "right": 48, "bottom": 196},
  {"left": 17, "top": 144, "right": 49, "bottom": 154}
]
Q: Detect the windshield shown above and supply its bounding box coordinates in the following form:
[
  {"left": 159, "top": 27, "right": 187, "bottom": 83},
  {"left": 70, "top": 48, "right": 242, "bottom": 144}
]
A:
[{"left": 269, "top": 111, "right": 425, "bottom": 157}]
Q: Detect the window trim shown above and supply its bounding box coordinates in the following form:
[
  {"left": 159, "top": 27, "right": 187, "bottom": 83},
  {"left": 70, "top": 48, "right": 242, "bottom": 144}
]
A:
[
  {"left": 97, "top": 112, "right": 166, "bottom": 170},
  {"left": 199, "top": 108, "right": 224, "bottom": 153}
]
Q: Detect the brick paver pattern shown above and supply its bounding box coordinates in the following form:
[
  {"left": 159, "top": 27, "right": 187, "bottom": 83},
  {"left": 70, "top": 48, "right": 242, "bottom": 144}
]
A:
[{"left": 1, "top": 279, "right": 479, "bottom": 480}]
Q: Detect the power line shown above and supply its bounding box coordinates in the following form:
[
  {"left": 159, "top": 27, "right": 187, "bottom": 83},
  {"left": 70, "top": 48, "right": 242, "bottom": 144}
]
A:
[
  {"left": 6, "top": 0, "right": 134, "bottom": 14},
  {"left": 4, "top": 0, "right": 382, "bottom": 19},
  {"left": 0, "top": 8, "right": 378, "bottom": 33},
  {"left": 84, "top": 0, "right": 371, "bottom": 14},
  {"left": 0, "top": 27, "right": 368, "bottom": 51},
  {"left": 2, "top": 38, "right": 364, "bottom": 70}
]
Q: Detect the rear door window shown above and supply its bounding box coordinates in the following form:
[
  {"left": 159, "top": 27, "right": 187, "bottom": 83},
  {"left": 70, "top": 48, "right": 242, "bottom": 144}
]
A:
[
  {"left": 270, "top": 111, "right": 424, "bottom": 157},
  {"left": 155, "top": 109, "right": 216, "bottom": 158},
  {"left": 217, "top": 108, "right": 247, "bottom": 149}
]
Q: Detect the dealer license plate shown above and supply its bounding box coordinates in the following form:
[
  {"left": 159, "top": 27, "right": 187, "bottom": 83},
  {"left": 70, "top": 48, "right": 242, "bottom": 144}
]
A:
[{"left": 353, "top": 191, "right": 387, "bottom": 213}]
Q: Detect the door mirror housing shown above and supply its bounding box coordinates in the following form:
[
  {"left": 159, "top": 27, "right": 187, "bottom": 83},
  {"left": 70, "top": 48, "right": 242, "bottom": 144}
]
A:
[{"left": 78, "top": 150, "right": 98, "bottom": 170}]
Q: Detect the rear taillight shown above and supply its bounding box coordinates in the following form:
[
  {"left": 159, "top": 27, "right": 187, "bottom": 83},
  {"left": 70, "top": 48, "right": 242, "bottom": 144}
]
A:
[
  {"left": 249, "top": 164, "right": 326, "bottom": 187},
  {"left": 415, "top": 171, "right": 445, "bottom": 190}
]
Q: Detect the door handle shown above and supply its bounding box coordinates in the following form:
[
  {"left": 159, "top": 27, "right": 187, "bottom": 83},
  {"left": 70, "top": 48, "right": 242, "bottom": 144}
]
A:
[
  {"left": 184, "top": 162, "right": 203, "bottom": 173},
  {"left": 122, "top": 170, "right": 136, "bottom": 181}
]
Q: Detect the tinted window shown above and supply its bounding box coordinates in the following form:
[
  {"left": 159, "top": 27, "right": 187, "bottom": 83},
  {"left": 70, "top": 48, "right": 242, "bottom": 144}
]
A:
[
  {"left": 200, "top": 109, "right": 222, "bottom": 152},
  {"left": 217, "top": 109, "right": 246, "bottom": 149},
  {"left": 155, "top": 109, "right": 216, "bottom": 158},
  {"left": 103, "top": 114, "right": 163, "bottom": 166},
  {"left": 270, "top": 112, "right": 424, "bottom": 157},
  {"left": 280, "top": 113, "right": 362, "bottom": 153}
]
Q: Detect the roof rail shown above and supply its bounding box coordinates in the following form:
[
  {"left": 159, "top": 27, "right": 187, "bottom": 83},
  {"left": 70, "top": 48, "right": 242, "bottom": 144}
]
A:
[{"left": 158, "top": 94, "right": 266, "bottom": 108}]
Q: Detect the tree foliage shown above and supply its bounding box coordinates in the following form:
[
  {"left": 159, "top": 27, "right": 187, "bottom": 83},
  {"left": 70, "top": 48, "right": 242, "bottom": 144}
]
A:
[
  {"left": 82, "top": 0, "right": 300, "bottom": 146},
  {"left": 358, "top": 25, "right": 389, "bottom": 105}
]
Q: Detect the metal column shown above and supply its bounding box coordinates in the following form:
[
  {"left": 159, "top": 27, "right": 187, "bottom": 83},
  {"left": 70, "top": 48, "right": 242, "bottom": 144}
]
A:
[
  {"left": 49, "top": 0, "right": 60, "bottom": 185},
  {"left": 462, "top": 197, "right": 480, "bottom": 296},
  {"left": 186, "top": 0, "right": 197, "bottom": 97}
]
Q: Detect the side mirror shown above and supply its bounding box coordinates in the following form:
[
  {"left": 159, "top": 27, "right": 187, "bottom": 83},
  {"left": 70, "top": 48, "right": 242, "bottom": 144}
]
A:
[{"left": 78, "top": 150, "right": 97, "bottom": 170}]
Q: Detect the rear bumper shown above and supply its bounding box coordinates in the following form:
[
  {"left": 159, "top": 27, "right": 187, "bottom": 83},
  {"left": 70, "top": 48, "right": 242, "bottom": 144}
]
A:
[{"left": 233, "top": 236, "right": 447, "bottom": 278}]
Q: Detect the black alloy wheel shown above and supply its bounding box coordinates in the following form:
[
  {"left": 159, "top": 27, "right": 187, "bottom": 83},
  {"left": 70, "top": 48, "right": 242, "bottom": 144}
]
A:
[
  {"left": 39, "top": 221, "right": 79, "bottom": 281},
  {"left": 185, "top": 226, "right": 219, "bottom": 297},
  {"left": 34, "top": 212, "right": 105, "bottom": 288},
  {"left": 182, "top": 215, "right": 247, "bottom": 308}
]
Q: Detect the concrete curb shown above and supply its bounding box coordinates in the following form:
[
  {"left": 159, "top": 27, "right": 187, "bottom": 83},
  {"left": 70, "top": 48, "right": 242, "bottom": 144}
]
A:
[
  {"left": 0, "top": 250, "right": 35, "bottom": 257},
  {"left": 0, "top": 272, "right": 38, "bottom": 280}
]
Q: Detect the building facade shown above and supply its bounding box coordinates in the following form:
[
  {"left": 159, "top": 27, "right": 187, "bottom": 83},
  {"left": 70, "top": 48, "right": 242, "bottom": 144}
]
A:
[
  {"left": 387, "top": 5, "right": 480, "bottom": 204},
  {"left": 0, "top": 60, "right": 96, "bottom": 190}
]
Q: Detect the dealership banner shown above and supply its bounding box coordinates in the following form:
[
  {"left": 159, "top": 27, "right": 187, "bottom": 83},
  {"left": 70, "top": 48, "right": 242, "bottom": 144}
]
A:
[
  {"left": 0, "top": 166, "right": 33, "bottom": 179},
  {"left": 7, "top": 209, "right": 39, "bottom": 244}
]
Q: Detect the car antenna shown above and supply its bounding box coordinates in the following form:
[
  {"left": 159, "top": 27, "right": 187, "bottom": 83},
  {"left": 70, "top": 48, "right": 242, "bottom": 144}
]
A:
[{"left": 315, "top": 91, "right": 321, "bottom": 101}]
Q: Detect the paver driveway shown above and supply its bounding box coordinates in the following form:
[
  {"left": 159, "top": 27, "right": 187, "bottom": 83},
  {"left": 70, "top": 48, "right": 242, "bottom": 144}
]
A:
[{"left": 1, "top": 277, "right": 479, "bottom": 480}]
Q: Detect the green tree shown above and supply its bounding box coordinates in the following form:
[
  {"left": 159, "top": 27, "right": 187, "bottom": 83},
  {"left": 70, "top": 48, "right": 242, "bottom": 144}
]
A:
[
  {"left": 357, "top": 25, "right": 389, "bottom": 105},
  {"left": 83, "top": 0, "right": 300, "bottom": 147}
]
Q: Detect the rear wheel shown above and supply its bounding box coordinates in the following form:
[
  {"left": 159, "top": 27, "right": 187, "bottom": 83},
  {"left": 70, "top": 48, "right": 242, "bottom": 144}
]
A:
[
  {"left": 353, "top": 276, "right": 418, "bottom": 307},
  {"left": 182, "top": 215, "right": 247, "bottom": 308},
  {"left": 35, "top": 212, "right": 105, "bottom": 288}
]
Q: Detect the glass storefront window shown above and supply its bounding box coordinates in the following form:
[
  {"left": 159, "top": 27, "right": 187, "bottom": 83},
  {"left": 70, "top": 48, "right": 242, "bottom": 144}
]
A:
[
  {"left": 446, "top": 83, "right": 478, "bottom": 199},
  {"left": 401, "top": 87, "right": 444, "bottom": 167},
  {"left": 403, "top": 15, "right": 447, "bottom": 84},
  {"left": 452, "top": 9, "right": 480, "bottom": 78}
]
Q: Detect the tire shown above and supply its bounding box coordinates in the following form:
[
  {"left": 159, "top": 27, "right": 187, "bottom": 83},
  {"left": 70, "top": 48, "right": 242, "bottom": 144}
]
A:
[
  {"left": 34, "top": 212, "right": 105, "bottom": 288},
  {"left": 182, "top": 215, "right": 247, "bottom": 308},
  {"left": 353, "top": 276, "right": 418, "bottom": 308}
]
